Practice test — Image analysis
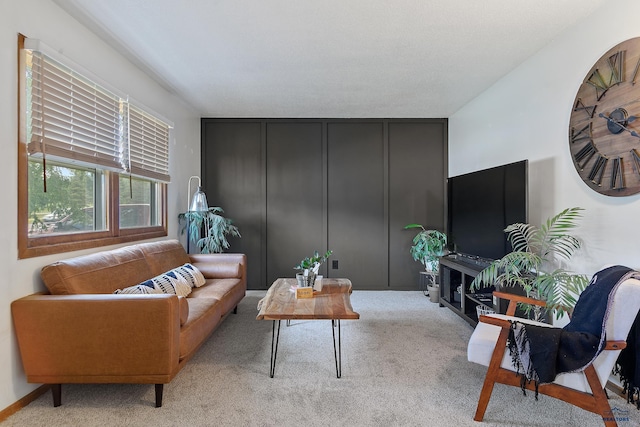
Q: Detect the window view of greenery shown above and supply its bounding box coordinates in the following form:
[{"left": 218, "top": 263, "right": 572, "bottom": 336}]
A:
[
  {"left": 28, "top": 160, "right": 160, "bottom": 236},
  {"left": 28, "top": 159, "right": 104, "bottom": 235},
  {"left": 118, "top": 175, "right": 159, "bottom": 228}
]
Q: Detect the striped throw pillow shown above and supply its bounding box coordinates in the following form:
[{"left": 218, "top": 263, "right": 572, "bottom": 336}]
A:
[
  {"left": 114, "top": 282, "right": 163, "bottom": 295},
  {"left": 173, "top": 263, "right": 206, "bottom": 288},
  {"left": 114, "top": 264, "right": 205, "bottom": 297}
]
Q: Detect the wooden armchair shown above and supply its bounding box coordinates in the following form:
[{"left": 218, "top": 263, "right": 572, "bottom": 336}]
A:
[{"left": 467, "top": 278, "right": 640, "bottom": 427}]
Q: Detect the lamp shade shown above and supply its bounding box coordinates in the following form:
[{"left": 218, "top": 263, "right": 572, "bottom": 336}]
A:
[{"left": 189, "top": 186, "right": 209, "bottom": 212}]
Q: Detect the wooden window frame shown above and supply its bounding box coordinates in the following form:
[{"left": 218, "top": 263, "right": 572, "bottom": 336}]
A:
[{"left": 17, "top": 34, "right": 167, "bottom": 259}]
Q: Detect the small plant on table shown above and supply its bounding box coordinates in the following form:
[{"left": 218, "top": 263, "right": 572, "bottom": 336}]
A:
[{"left": 294, "top": 250, "right": 333, "bottom": 287}]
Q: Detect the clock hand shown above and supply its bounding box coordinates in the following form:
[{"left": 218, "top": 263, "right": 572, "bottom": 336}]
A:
[
  {"left": 598, "top": 112, "right": 640, "bottom": 138},
  {"left": 604, "top": 110, "right": 637, "bottom": 125}
]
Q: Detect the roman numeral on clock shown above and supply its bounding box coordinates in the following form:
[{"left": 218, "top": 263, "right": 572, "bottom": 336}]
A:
[
  {"left": 632, "top": 56, "right": 640, "bottom": 86},
  {"left": 586, "top": 69, "right": 609, "bottom": 100},
  {"left": 631, "top": 149, "right": 640, "bottom": 175},
  {"left": 588, "top": 154, "right": 608, "bottom": 185},
  {"left": 607, "top": 51, "right": 625, "bottom": 86},
  {"left": 574, "top": 141, "right": 597, "bottom": 169},
  {"left": 570, "top": 123, "right": 592, "bottom": 144},
  {"left": 573, "top": 98, "right": 596, "bottom": 119},
  {"left": 610, "top": 156, "right": 625, "bottom": 190}
]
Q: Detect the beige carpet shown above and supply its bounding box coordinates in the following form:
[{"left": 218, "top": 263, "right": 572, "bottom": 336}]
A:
[{"left": 4, "top": 291, "right": 639, "bottom": 426}]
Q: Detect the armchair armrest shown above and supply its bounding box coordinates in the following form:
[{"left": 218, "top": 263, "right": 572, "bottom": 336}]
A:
[
  {"left": 11, "top": 293, "right": 181, "bottom": 383},
  {"left": 603, "top": 341, "right": 627, "bottom": 350},
  {"left": 479, "top": 315, "right": 628, "bottom": 352},
  {"left": 478, "top": 314, "right": 512, "bottom": 328},
  {"left": 493, "top": 291, "right": 546, "bottom": 316}
]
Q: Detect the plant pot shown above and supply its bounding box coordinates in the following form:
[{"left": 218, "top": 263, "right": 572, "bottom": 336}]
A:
[
  {"left": 296, "top": 273, "right": 316, "bottom": 288},
  {"left": 427, "top": 284, "right": 440, "bottom": 303}
]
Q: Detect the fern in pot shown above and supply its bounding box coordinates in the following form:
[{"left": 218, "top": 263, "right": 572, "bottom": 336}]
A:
[
  {"left": 404, "top": 224, "right": 447, "bottom": 302},
  {"left": 470, "top": 207, "right": 588, "bottom": 321}
]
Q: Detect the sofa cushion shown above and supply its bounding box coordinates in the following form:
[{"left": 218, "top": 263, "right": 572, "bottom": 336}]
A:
[
  {"left": 139, "top": 240, "right": 191, "bottom": 277},
  {"left": 112, "top": 285, "right": 188, "bottom": 325},
  {"left": 179, "top": 298, "right": 224, "bottom": 361},
  {"left": 189, "top": 278, "right": 245, "bottom": 315},
  {"left": 178, "top": 296, "right": 189, "bottom": 326},
  {"left": 468, "top": 314, "right": 555, "bottom": 367},
  {"left": 41, "top": 246, "right": 153, "bottom": 295}
]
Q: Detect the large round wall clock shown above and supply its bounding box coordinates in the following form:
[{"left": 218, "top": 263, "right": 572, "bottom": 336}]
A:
[{"left": 569, "top": 37, "right": 640, "bottom": 196}]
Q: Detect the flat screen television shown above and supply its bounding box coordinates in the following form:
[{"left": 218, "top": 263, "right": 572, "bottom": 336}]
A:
[{"left": 447, "top": 160, "right": 528, "bottom": 261}]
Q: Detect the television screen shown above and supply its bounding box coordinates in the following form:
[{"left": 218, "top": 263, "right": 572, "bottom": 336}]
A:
[{"left": 447, "top": 160, "right": 528, "bottom": 261}]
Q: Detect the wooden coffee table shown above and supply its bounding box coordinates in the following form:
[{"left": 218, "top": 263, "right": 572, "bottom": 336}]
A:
[{"left": 256, "top": 278, "right": 359, "bottom": 378}]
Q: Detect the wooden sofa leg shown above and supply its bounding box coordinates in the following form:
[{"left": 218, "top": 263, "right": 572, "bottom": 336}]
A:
[
  {"left": 155, "top": 384, "right": 163, "bottom": 408},
  {"left": 233, "top": 306, "right": 238, "bottom": 314},
  {"left": 52, "top": 384, "right": 62, "bottom": 407}
]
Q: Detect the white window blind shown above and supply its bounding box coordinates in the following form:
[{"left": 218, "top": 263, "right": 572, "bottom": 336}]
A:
[
  {"left": 127, "top": 104, "right": 170, "bottom": 182},
  {"left": 22, "top": 41, "right": 171, "bottom": 182}
]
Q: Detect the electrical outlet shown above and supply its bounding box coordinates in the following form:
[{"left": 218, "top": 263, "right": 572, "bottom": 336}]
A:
[{"left": 332, "top": 260, "right": 339, "bottom": 269}]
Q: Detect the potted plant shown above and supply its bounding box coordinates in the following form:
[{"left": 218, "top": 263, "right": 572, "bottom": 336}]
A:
[
  {"left": 178, "top": 207, "right": 241, "bottom": 254},
  {"left": 294, "top": 250, "right": 333, "bottom": 288},
  {"left": 470, "top": 207, "right": 589, "bottom": 320},
  {"left": 404, "top": 224, "right": 447, "bottom": 302}
]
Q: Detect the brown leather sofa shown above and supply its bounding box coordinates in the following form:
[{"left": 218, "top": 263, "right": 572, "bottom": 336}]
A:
[{"left": 11, "top": 239, "right": 246, "bottom": 407}]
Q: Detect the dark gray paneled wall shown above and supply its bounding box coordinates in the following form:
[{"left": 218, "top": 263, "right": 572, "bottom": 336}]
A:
[
  {"left": 201, "top": 119, "right": 447, "bottom": 290},
  {"left": 327, "top": 122, "right": 387, "bottom": 289},
  {"left": 201, "top": 121, "right": 263, "bottom": 288},
  {"left": 266, "top": 122, "right": 324, "bottom": 285},
  {"left": 388, "top": 122, "right": 447, "bottom": 288}
]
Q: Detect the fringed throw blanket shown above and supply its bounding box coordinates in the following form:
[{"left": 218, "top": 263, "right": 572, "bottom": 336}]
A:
[
  {"left": 616, "top": 310, "right": 640, "bottom": 408},
  {"left": 507, "top": 265, "right": 640, "bottom": 399}
]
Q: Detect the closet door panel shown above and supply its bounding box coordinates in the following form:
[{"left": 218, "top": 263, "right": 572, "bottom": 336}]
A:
[
  {"left": 327, "top": 122, "right": 387, "bottom": 289},
  {"left": 266, "top": 122, "right": 324, "bottom": 285},
  {"left": 388, "top": 121, "right": 446, "bottom": 289},
  {"left": 201, "top": 120, "right": 263, "bottom": 288}
]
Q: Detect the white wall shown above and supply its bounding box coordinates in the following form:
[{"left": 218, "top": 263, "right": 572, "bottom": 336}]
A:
[
  {"left": 0, "top": 0, "right": 200, "bottom": 409},
  {"left": 449, "top": 0, "right": 640, "bottom": 276}
]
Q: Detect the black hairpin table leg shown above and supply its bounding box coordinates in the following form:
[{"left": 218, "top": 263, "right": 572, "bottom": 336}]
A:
[
  {"left": 270, "top": 320, "right": 281, "bottom": 378},
  {"left": 332, "top": 319, "right": 342, "bottom": 378}
]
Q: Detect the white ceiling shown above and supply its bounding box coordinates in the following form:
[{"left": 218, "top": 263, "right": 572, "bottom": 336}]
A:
[{"left": 54, "top": 0, "right": 606, "bottom": 118}]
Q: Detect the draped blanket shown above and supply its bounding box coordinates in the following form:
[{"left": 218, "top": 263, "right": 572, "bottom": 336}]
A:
[
  {"left": 507, "top": 265, "right": 639, "bottom": 398},
  {"left": 615, "top": 310, "right": 640, "bottom": 408}
]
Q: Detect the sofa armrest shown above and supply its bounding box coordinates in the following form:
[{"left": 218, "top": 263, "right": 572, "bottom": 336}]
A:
[
  {"left": 11, "top": 294, "right": 181, "bottom": 383},
  {"left": 189, "top": 253, "right": 247, "bottom": 282}
]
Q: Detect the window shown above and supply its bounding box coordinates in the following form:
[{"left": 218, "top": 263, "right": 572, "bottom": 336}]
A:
[
  {"left": 28, "top": 161, "right": 106, "bottom": 235},
  {"left": 18, "top": 35, "right": 169, "bottom": 258},
  {"left": 119, "top": 175, "right": 161, "bottom": 229}
]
